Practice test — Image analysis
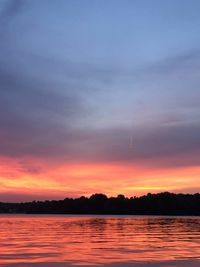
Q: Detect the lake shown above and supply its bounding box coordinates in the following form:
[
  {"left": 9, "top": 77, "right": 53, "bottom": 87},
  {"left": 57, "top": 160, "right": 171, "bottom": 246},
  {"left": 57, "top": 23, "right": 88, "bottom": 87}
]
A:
[{"left": 0, "top": 215, "right": 200, "bottom": 267}]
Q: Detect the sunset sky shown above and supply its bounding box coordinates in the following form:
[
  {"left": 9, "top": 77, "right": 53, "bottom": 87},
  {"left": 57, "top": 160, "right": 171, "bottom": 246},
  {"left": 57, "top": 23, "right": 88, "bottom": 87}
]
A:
[{"left": 0, "top": 0, "right": 200, "bottom": 202}]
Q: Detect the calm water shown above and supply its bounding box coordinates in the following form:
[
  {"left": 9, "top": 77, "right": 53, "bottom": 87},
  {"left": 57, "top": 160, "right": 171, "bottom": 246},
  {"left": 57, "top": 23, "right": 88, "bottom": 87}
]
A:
[{"left": 0, "top": 215, "right": 200, "bottom": 267}]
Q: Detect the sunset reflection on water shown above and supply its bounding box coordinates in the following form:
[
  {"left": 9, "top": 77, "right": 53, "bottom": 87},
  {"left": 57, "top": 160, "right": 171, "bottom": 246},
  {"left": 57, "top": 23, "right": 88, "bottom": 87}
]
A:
[{"left": 0, "top": 215, "right": 200, "bottom": 267}]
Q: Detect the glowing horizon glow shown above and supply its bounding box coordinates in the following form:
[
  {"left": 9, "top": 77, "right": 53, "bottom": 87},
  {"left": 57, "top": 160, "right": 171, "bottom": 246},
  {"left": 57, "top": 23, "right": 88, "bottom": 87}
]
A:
[{"left": 0, "top": 155, "right": 199, "bottom": 202}]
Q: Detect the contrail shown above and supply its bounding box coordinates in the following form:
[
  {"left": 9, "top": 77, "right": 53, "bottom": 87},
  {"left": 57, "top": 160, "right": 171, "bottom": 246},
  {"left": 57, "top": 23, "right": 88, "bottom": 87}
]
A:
[{"left": 130, "top": 135, "right": 134, "bottom": 149}]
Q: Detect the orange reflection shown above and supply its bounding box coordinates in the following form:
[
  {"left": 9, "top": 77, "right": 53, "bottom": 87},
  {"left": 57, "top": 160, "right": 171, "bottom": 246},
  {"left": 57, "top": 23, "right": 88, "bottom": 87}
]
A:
[{"left": 0, "top": 215, "right": 200, "bottom": 266}]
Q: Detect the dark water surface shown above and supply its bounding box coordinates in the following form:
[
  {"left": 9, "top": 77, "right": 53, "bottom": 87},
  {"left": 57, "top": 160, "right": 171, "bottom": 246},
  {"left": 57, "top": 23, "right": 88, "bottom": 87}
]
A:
[{"left": 0, "top": 215, "right": 200, "bottom": 267}]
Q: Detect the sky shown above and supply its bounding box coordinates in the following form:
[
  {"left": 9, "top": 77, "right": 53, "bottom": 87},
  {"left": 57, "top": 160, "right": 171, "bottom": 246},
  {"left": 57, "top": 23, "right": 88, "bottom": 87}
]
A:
[{"left": 0, "top": 0, "right": 200, "bottom": 202}]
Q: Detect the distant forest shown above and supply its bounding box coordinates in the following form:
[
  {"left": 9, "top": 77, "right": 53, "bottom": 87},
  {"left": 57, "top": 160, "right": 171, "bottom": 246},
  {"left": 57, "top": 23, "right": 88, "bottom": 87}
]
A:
[{"left": 1, "top": 192, "right": 200, "bottom": 215}]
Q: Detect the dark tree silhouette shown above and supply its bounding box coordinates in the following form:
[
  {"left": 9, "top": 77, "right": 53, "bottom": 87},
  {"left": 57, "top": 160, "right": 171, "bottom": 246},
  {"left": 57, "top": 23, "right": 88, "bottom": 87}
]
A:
[{"left": 0, "top": 192, "right": 200, "bottom": 215}]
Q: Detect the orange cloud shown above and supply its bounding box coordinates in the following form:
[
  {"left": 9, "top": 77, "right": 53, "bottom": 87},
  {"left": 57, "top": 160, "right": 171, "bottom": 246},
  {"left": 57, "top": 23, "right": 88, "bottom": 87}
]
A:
[{"left": 0, "top": 156, "right": 200, "bottom": 202}]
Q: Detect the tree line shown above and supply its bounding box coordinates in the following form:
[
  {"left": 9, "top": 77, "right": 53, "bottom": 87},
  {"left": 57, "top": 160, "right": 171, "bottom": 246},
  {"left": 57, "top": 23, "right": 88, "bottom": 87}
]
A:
[{"left": 1, "top": 192, "right": 200, "bottom": 215}]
